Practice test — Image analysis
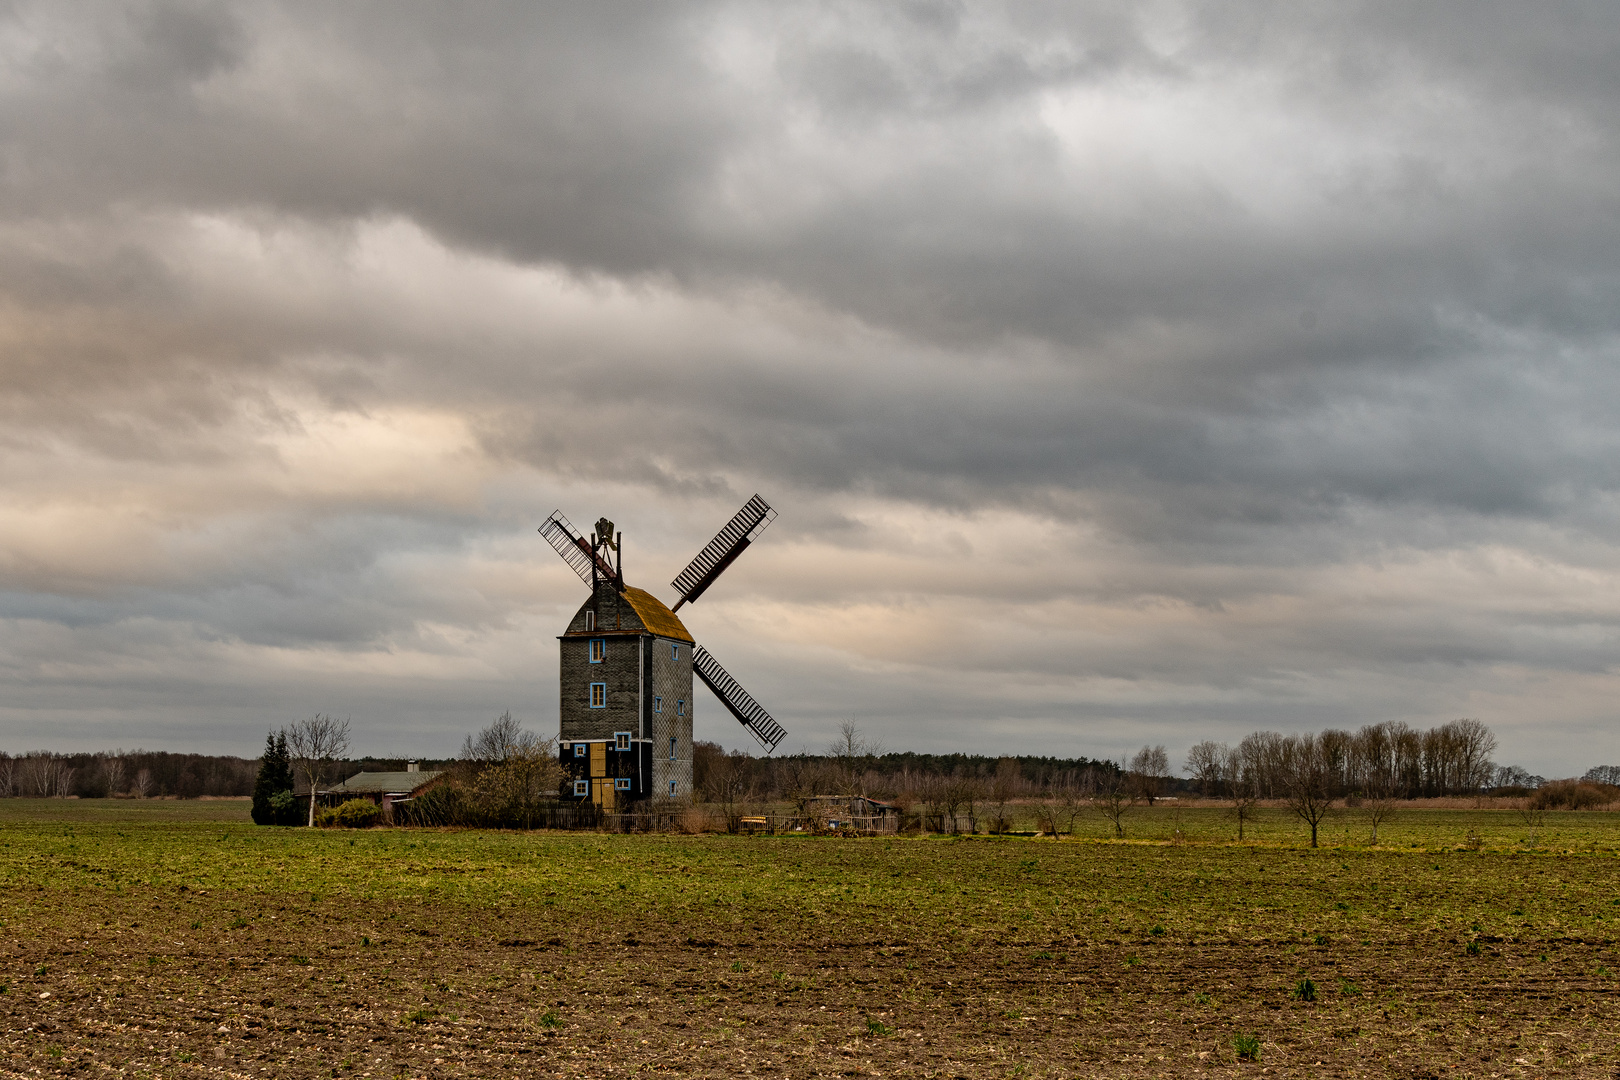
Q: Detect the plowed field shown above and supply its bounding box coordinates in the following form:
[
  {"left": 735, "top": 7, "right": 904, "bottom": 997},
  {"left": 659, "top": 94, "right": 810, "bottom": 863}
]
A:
[{"left": 3, "top": 800, "right": 1618, "bottom": 1078}]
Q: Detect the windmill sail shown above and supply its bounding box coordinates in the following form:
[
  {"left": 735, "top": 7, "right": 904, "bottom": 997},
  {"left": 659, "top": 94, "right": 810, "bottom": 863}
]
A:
[
  {"left": 539, "top": 511, "right": 616, "bottom": 587},
  {"left": 671, "top": 495, "right": 775, "bottom": 611},
  {"left": 693, "top": 645, "right": 787, "bottom": 753}
]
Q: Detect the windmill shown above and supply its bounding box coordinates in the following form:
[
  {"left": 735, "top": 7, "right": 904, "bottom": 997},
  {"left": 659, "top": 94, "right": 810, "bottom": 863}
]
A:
[{"left": 538, "top": 496, "right": 786, "bottom": 808}]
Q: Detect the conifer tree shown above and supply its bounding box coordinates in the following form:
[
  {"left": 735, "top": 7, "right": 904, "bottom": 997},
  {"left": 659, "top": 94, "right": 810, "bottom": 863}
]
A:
[{"left": 251, "top": 730, "right": 294, "bottom": 825}]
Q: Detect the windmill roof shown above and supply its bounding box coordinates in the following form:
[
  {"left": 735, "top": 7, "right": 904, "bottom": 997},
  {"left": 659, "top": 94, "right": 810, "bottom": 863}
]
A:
[{"left": 621, "top": 587, "right": 694, "bottom": 643}]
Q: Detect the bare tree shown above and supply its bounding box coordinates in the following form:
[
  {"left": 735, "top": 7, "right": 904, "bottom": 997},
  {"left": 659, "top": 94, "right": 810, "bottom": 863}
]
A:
[
  {"left": 1516, "top": 798, "right": 1547, "bottom": 846},
  {"left": 702, "top": 750, "right": 754, "bottom": 833},
  {"left": 132, "top": 768, "right": 153, "bottom": 799},
  {"left": 0, "top": 754, "right": 12, "bottom": 798},
  {"left": 462, "top": 711, "right": 540, "bottom": 763},
  {"left": 986, "top": 757, "right": 1024, "bottom": 834},
  {"left": 1184, "top": 741, "right": 1226, "bottom": 797},
  {"left": 779, "top": 756, "right": 831, "bottom": 816},
  {"left": 20, "top": 752, "right": 71, "bottom": 798},
  {"left": 1092, "top": 761, "right": 1132, "bottom": 838},
  {"left": 1224, "top": 748, "right": 1260, "bottom": 841},
  {"left": 459, "top": 713, "right": 564, "bottom": 828},
  {"left": 926, "top": 771, "right": 980, "bottom": 834},
  {"left": 1354, "top": 723, "right": 1400, "bottom": 843},
  {"left": 102, "top": 754, "right": 127, "bottom": 798},
  {"left": 285, "top": 714, "right": 352, "bottom": 827},
  {"left": 1281, "top": 734, "right": 1335, "bottom": 848},
  {"left": 1584, "top": 765, "right": 1620, "bottom": 787},
  {"left": 1052, "top": 769, "right": 1092, "bottom": 836},
  {"left": 827, "top": 719, "right": 883, "bottom": 796},
  {"left": 1129, "top": 745, "right": 1169, "bottom": 805}
]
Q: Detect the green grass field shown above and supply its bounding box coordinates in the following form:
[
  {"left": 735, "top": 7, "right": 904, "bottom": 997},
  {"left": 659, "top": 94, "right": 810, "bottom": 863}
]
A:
[{"left": 2, "top": 800, "right": 1618, "bottom": 1078}]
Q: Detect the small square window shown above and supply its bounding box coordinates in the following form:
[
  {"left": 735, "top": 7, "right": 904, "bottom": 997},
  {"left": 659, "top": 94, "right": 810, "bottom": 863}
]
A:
[
  {"left": 672, "top": 644, "right": 679, "bottom": 661},
  {"left": 589, "top": 682, "right": 607, "bottom": 708},
  {"left": 654, "top": 696, "right": 662, "bottom": 713},
  {"left": 669, "top": 737, "right": 676, "bottom": 760},
  {"left": 676, "top": 699, "right": 685, "bottom": 716},
  {"left": 615, "top": 731, "right": 631, "bottom": 751},
  {"left": 573, "top": 743, "right": 587, "bottom": 758},
  {"left": 573, "top": 780, "right": 588, "bottom": 796},
  {"left": 585, "top": 610, "right": 595, "bottom": 631},
  {"left": 615, "top": 778, "right": 631, "bottom": 791},
  {"left": 669, "top": 780, "right": 677, "bottom": 795},
  {"left": 589, "top": 638, "right": 605, "bottom": 663}
]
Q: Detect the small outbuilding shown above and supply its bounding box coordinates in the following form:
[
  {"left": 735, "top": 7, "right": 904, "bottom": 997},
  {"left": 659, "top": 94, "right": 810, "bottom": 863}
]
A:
[{"left": 319, "top": 763, "right": 445, "bottom": 821}]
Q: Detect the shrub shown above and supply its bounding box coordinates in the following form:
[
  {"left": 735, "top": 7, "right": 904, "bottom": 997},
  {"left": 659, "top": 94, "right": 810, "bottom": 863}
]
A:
[
  {"left": 1232, "top": 1033, "right": 1262, "bottom": 1061},
  {"left": 1529, "top": 780, "right": 1616, "bottom": 810},
  {"left": 319, "top": 799, "right": 382, "bottom": 828}
]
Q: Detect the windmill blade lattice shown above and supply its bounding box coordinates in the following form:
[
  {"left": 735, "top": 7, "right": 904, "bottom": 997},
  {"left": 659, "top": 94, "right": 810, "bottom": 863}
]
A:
[
  {"left": 693, "top": 645, "right": 787, "bottom": 753},
  {"left": 538, "top": 511, "right": 616, "bottom": 586},
  {"left": 671, "top": 494, "right": 775, "bottom": 611}
]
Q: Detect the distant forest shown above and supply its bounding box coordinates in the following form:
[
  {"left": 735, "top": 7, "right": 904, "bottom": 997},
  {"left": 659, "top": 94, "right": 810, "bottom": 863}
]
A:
[
  {"left": 2, "top": 718, "right": 1615, "bottom": 802},
  {"left": 0, "top": 751, "right": 453, "bottom": 800}
]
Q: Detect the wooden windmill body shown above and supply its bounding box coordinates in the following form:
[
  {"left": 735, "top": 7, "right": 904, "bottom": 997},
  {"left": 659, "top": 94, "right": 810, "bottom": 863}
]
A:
[{"left": 539, "top": 498, "right": 787, "bottom": 808}]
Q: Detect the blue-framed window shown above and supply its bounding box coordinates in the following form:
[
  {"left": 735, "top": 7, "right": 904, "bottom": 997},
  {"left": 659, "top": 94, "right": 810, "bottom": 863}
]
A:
[
  {"left": 654, "top": 696, "right": 662, "bottom": 713},
  {"left": 676, "top": 699, "right": 685, "bottom": 716},
  {"left": 669, "top": 737, "right": 676, "bottom": 760},
  {"left": 589, "top": 682, "right": 607, "bottom": 708},
  {"left": 573, "top": 743, "right": 586, "bottom": 759},
  {"left": 589, "top": 638, "right": 605, "bottom": 663},
  {"left": 615, "top": 778, "right": 631, "bottom": 791},
  {"left": 573, "top": 780, "right": 588, "bottom": 796},
  {"left": 614, "top": 731, "right": 631, "bottom": 751},
  {"left": 672, "top": 644, "right": 679, "bottom": 661},
  {"left": 669, "top": 780, "right": 677, "bottom": 795}
]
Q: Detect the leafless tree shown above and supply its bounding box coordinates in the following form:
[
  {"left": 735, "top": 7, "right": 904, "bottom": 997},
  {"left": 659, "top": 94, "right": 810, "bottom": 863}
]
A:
[
  {"left": 1052, "top": 769, "right": 1092, "bottom": 836},
  {"left": 1184, "top": 741, "right": 1226, "bottom": 797},
  {"left": 827, "top": 719, "right": 883, "bottom": 796},
  {"left": 702, "top": 750, "right": 754, "bottom": 833},
  {"left": 462, "top": 711, "right": 542, "bottom": 763},
  {"left": 20, "top": 752, "right": 72, "bottom": 798},
  {"left": 132, "top": 768, "right": 153, "bottom": 799},
  {"left": 987, "top": 757, "right": 1024, "bottom": 834},
  {"left": 0, "top": 754, "right": 12, "bottom": 797},
  {"left": 1224, "top": 748, "right": 1260, "bottom": 841},
  {"left": 1585, "top": 765, "right": 1620, "bottom": 787},
  {"left": 1281, "top": 734, "right": 1335, "bottom": 848},
  {"left": 779, "top": 757, "right": 832, "bottom": 815},
  {"left": 1129, "top": 744, "right": 1168, "bottom": 805},
  {"left": 925, "top": 771, "right": 980, "bottom": 834},
  {"left": 1353, "top": 723, "right": 1400, "bottom": 843},
  {"left": 1516, "top": 798, "right": 1547, "bottom": 846},
  {"left": 1092, "top": 761, "right": 1132, "bottom": 838},
  {"left": 456, "top": 713, "right": 565, "bottom": 828},
  {"left": 285, "top": 714, "right": 352, "bottom": 827},
  {"left": 102, "top": 754, "right": 127, "bottom": 798}
]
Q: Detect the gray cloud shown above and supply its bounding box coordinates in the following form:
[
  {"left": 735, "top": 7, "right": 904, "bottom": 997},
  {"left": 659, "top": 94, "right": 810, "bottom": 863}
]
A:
[{"left": 0, "top": 2, "right": 1618, "bottom": 772}]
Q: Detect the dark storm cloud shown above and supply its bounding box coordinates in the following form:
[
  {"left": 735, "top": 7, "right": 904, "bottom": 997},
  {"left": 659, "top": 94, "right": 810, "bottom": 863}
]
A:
[{"left": 1, "top": 1, "right": 1618, "bottom": 768}]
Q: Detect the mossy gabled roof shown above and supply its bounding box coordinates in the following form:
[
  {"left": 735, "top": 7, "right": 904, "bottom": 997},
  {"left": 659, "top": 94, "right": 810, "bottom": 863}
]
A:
[
  {"left": 621, "top": 586, "right": 694, "bottom": 643},
  {"left": 329, "top": 771, "right": 443, "bottom": 794}
]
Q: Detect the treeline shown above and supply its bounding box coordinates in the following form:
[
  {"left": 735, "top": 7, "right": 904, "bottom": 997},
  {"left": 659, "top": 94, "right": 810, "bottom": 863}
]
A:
[
  {"left": 1184, "top": 719, "right": 1508, "bottom": 801},
  {"left": 0, "top": 750, "right": 257, "bottom": 799},
  {"left": 0, "top": 748, "right": 452, "bottom": 800},
  {"left": 694, "top": 744, "right": 1123, "bottom": 805}
]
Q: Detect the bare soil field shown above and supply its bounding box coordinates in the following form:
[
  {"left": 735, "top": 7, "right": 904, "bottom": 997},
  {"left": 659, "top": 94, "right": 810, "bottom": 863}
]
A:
[{"left": 2, "top": 800, "right": 1618, "bottom": 1079}]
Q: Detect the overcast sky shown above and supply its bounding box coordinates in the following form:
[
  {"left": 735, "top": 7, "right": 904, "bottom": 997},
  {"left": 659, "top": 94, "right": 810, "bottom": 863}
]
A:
[{"left": 2, "top": 2, "right": 1618, "bottom": 774}]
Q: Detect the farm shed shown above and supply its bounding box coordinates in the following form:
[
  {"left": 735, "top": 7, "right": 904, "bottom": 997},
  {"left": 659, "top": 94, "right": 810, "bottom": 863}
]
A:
[
  {"left": 318, "top": 763, "right": 444, "bottom": 821},
  {"left": 798, "top": 795, "right": 903, "bottom": 834}
]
